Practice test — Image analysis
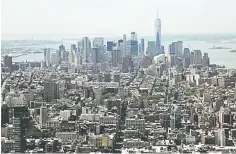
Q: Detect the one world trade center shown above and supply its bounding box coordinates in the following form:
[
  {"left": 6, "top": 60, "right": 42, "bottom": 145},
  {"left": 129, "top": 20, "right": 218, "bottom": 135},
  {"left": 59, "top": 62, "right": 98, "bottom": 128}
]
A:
[{"left": 155, "top": 10, "right": 161, "bottom": 55}]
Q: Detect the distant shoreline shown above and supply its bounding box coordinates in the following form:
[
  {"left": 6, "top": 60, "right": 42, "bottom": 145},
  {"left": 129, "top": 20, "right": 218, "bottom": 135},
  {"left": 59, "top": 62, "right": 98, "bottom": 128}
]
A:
[{"left": 2, "top": 33, "right": 236, "bottom": 41}]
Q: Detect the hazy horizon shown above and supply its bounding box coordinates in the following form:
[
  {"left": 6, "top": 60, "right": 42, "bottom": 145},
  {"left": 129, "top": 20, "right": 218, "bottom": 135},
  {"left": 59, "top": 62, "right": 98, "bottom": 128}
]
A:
[{"left": 2, "top": 0, "right": 236, "bottom": 37}]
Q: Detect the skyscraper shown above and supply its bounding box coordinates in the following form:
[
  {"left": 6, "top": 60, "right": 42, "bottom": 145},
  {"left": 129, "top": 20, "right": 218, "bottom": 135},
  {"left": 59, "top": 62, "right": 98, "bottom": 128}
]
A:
[
  {"left": 111, "top": 49, "right": 120, "bottom": 67},
  {"left": 12, "top": 106, "right": 29, "bottom": 152},
  {"left": 155, "top": 10, "right": 161, "bottom": 54},
  {"left": 4, "top": 55, "right": 12, "bottom": 70},
  {"left": 122, "top": 55, "right": 134, "bottom": 73},
  {"left": 176, "top": 41, "right": 183, "bottom": 57},
  {"left": 71, "top": 44, "right": 77, "bottom": 52},
  {"left": 169, "top": 42, "right": 176, "bottom": 55},
  {"left": 39, "top": 105, "right": 47, "bottom": 129},
  {"left": 44, "top": 48, "right": 51, "bottom": 67},
  {"left": 131, "top": 32, "right": 137, "bottom": 40},
  {"left": 123, "top": 34, "right": 127, "bottom": 56},
  {"left": 168, "top": 41, "right": 182, "bottom": 57},
  {"left": 183, "top": 48, "right": 191, "bottom": 58},
  {"left": 107, "top": 41, "right": 114, "bottom": 51},
  {"left": 194, "top": 50, "right": 202, "bottom": 65},
  {"left": 91, "top": 47, "right": 100, "bottom": 64},
  {"left": 141, "top": 39, "right": 145, "bottom": 53},
  {"left": 203, "top": 52, "right": 210, "bottom": 66},
  {"left": 59, "top": 44, "right": 66, "bottom": 62},
  {"left": 77, "top": 41, "right": 82, "bottom": 53},
  {"left": 147, "top": 41, "right": 156, "bottom": 57},
  {"left": 127, "top": 40, "right": 138, "bottom": 57},
  {"left": 93, "top": 37, "right": 104, "bottom": 48},
  {"left": 190, "top": 52, "right": 194, "bottom": 65},
  {"left": 160, "top": 45, "right": 165, "bottom": 54},
  {"left": 43, "top": 80, "right": 59, "bottom": 102},
  {"left": 82, "top": 37, "right": 91, "bottom": 64}
]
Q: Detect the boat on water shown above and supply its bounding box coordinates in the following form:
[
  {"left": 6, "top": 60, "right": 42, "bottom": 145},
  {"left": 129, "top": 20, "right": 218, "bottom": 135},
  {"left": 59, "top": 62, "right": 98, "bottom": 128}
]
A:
[
  {"left": 209, "top": 45, "right": 232, "bottom": 49},
  {"left": 229, "top": 49, "right": 236, "bottom": 53}
]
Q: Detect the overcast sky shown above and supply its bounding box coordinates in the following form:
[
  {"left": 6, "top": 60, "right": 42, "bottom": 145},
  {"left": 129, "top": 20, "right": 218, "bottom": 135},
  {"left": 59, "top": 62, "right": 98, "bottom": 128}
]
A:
[{"left": 1, "top": 0, "right": 236, "bottom": 37}]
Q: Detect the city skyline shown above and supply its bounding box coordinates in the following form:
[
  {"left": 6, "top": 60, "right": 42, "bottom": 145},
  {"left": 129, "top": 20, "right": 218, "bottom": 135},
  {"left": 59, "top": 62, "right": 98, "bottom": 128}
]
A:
[{"left": 2, "top": 0, "right": 236, "bottom": 37}]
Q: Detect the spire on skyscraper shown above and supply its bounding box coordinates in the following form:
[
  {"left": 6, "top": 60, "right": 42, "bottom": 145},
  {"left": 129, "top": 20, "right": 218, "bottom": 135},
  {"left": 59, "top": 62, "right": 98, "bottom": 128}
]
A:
[{"left": 157, "top": 8, "right": 159, "bottom": 18}]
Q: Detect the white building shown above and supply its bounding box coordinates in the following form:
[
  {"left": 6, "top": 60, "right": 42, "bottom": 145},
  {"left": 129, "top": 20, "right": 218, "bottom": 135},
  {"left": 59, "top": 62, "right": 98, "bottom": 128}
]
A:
[
  {"left": 125, "top": 118, "right": 145, "bottom": 133},
  {"left": 93, "top": 87, "right": 102, "bottom": 105},
  {"left": 46, "top": 117, "right": 60, "bottom": 129},
  {"left": 59, "top": 110, "right": 72, "bottom": 120},
  {"left": 99, "top": 115, "right": 117, "bottom": 125},
  {"left": 56, "top": 132, "right": 77, "bottom": 144},
  {"left": 39, "top": 106, "right": 47, "bottom": 129},
  {"left": 123, "top": 139, "right": 146, "bottom": 148},
  {"left": 153, "top": 54, "right": 165, "bottom": 64}
]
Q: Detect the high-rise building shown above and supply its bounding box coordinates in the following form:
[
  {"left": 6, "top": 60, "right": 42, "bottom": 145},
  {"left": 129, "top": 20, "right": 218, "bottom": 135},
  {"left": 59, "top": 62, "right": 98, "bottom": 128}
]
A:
[
  {"left": 82, "top": 37, "right": 91, "bottom": 64},
  {"left": 123, "top": 35, "right": 127, "bottom": 56},
  {"left": 183, "top": 57, "right": 191, "bottom": 68},
  {"left": 141, "top": 39, "right": 145, "bottom": 53},
  {"left": 118, "top": 39, "right": 123, "bottom": 46},
  {"left": 71, "top": 44, "right": 77, "bottom": 52},
  {"left": 107, "top": 41, "right": 114, "bottom": 51},
  {"left": 122, "top": 55, "right": 134, "bottom": 73},
  {"left": 64, "top": 51, "right": 69, "bottom": 63},
  {"left": 168, "top": 41, "right": 182, "bottom": 57},
  {"left": 114, "top": 73, "right": 120, "bottom": 82},
  {"left": 170, "top": 55, "right": 176, "bottom": 67},
  {"left": 169, "top": 42, "right": 176, "bottom": 55},
  {"left": 77, "top": 41, "right": 82, "bottom": 53},
  {"left": 39, "top": 105, "right": 47, "bottom": 129},
  {"left": 56, "top": 50, "right": 62, "bottom": 64},
  {"left": 183, "top": 48, "right": 191, "bottom": 58},
  {"left": 91, "top": 47, "right": 100, "bottom": 64},
  {"left": 59, "top": 44, "right": 65, "bottom": 51},
  {"left": 44, "top": 48, "right": 51, "bottom": 67},
  {"left": 1, "top": 103, "right": 9, "bottom": 125},
  {"left": 43, "top": 80, "right": 59, "bottom": 102},
  {"left": 4, "top": 55, "right": 12, "bottom": 70},
  {"left": 68, "top": 51, "right": 75, "bottom": 64},
  {"left": 155, "top": 10, "right": 161, "bottom": 54},
  {"left": 93, "top": 37, "right": 104, "bottom": 48},
  {"left": 147, "top": 41, "right": 156, "bottom": 57},
  {"left": 117, "top": 40, "right": 124, "bottom": 58},
  {"left": 131, "top": 32, "right": 137, "bottom": 40},
  {"left": 176, "top": 41, "right": 183, "bottom": 57},
  {"left": 138, "top": 43, "right": 142, "bottom": 56},
  {"left": 51, "top": 53, "right": 58, "bottom": 65},
  {"left": 12, "top": 106, "right": 29, "bottom": 152},
  {"left": 190, "top": 52, "right": 194, "bottom": 65},
  {"left": 59, "top": 44, "right": 66, "bottom": 61},
  {"left": 111, "top": 49, "right": 121, "bottom": 67},
  {"left": 93, "top": 87, "right": 102, "bottom": 105},
  {"left": 127, "top": 40, "right": 138, "bottom": 57},
  {"left": 104, "top": 73, "right": 111, "bottom": 82},
  {"left": 92, "top": 38, "right": 105, "bottom": 62},
  {"left": 203, "top": 52, "right": 210, "bottom": 66},
  {"left": 194, "top": 50, "right": 202, "bottom": 65},
  {"left": 160, "top": 45, "right": 165, "bottom": 54}
]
